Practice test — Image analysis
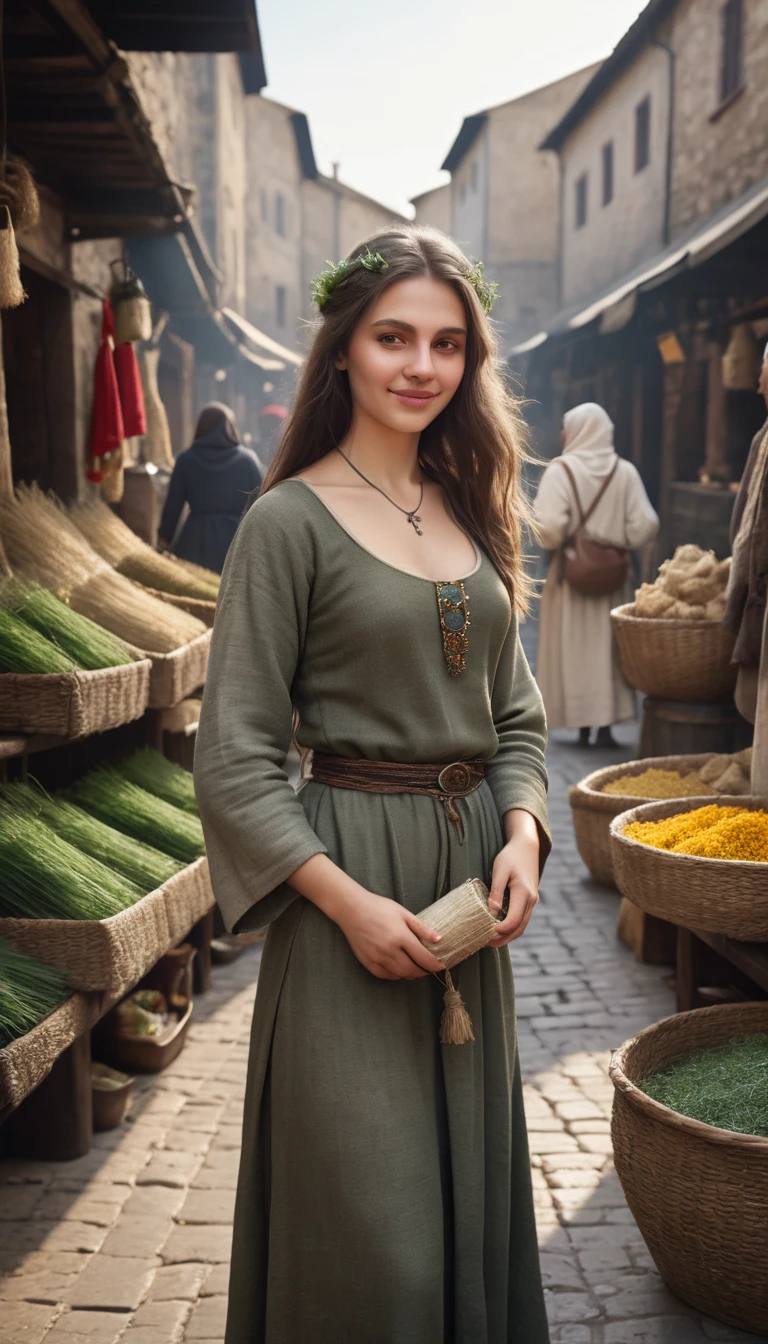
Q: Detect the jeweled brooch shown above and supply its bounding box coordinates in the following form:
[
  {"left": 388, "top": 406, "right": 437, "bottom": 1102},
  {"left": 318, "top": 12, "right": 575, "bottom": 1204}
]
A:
[{"left": 436, "top": 581, "right": 470, "bottom": 675}]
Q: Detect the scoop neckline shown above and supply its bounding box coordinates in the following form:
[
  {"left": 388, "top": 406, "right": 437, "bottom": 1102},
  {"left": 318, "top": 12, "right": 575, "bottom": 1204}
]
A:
[{"left": 284, "top": 478, "right": 482, "bottom": 584}]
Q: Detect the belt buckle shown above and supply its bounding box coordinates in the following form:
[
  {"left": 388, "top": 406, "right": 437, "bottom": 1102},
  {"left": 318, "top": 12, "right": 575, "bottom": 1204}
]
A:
[{"left": 437, "top": 762, "right": 472, "bottom": 795}]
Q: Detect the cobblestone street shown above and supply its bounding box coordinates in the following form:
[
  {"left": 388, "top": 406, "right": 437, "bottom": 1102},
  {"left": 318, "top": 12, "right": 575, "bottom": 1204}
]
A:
[{"left": 1, "top": 729, "right": 766, "bottom": 1344}]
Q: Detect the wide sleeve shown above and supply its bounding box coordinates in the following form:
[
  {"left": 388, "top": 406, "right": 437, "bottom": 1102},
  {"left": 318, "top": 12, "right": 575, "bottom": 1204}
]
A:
[
  {"left": 533, "top": 461, "right": 571, "bottom": 551},
  {"left": 623, "top": 462, "right": 660, "bottom": 550},
  {"left": 194, "top": 495, "right": 328, "bottom": 933},
  {"left": 158, "top": 453, "right": 189, "bottom": 548},
  {"left": 484, "top": 614, "right": 551, "bottom": 871}
]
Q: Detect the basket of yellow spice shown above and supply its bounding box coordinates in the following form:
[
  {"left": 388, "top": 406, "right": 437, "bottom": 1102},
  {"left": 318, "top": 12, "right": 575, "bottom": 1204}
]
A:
[
  {"left": 569, "top": 754, "right": 717, "bottom": 888},
  {"left": 610, "top": 796, "right": 768, "bottom": 940}
]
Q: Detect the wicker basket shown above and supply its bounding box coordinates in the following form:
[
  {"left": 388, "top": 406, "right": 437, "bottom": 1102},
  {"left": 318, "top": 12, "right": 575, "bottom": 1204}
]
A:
[
  {"left": 128, "top": 630, "right": 211, "bottom": 709},
  {"left": 0, "top": 993, "right": 100, "bottom": 1118},
  {"left": 145, "top": 587, "right": 216, "bottom": 628},
  {"left": 0, "top": 860, "right": 213, "bottom": 997},
  {"left": 0, "top": 659, "right": 151, "bottom": 738},
  {"left": 610, "top": 603, "right": 737, "bottom": 702},
  {"left": 611, "top": 1001, "right": 768, "bottom": 1334},
  {"left": 569, "top": 754, "right": 716, "bottom": 887},
  {"left": 611, "top": 794, "right": 768, "bottom": 940}
]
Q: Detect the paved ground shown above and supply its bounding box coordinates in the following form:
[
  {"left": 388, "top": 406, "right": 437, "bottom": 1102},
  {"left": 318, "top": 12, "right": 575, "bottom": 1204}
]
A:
[{"left": 1, "top": 731, "right": 765, "bottom": 1343}]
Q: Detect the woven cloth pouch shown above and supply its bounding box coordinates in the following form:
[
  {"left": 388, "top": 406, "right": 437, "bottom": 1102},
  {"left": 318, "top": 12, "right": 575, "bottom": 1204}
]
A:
[{"left": 416, "top": 878, "right": 499, "bottom": 1044}]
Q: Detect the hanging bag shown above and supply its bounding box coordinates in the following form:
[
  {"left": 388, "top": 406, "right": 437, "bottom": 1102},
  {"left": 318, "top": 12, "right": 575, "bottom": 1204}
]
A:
[{"left": 556, "top": 457, "right": 629, "bottom": 597}]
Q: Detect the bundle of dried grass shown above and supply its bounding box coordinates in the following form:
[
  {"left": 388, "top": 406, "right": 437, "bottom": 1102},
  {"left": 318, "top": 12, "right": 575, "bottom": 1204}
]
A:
[
  {"left": 0, "top": 485, "right": 205, "bottom": 654},
  {"left": 68, "top": 498, "right": 219, "bottom": 599},
  {"left": 0, "top": 206, "right": 25, "bottom": 310},
  {"left": 0, "top": 158, "right": 40, "bottom": 233}
]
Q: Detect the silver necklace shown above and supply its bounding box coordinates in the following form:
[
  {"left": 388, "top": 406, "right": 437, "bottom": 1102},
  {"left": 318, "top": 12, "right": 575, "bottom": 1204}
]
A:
[{"left": 335, "top": 447, "right": 424, "bottom": 535}]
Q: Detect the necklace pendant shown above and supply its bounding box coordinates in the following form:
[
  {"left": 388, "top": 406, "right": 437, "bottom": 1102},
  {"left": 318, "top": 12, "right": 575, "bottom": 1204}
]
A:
[{"left": 408, "top": 513, "right": 423, "bottom": 536}]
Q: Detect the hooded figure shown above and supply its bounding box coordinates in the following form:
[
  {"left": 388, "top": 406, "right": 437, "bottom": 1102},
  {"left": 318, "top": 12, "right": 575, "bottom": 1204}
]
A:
[
  {"left": 158, "top": 402, "right": 263, "bottom": 574},
  {"left": 533, "top": 402, "right": 659, "bottom": 745}
]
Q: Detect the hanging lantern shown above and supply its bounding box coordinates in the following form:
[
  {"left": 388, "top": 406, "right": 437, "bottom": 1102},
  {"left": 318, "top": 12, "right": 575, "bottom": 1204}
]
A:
[
  {"left": 0, "top": 157, "right": 40, "bottom": 233},
  {"left": 110, "top": 258, "right": 153, "bottom": 344},
  {"left": 87, "top": 300, "right": 124, "bottom": 482},
  {"left": 0, "top": 205, "right": 25, "bottom": 309}
]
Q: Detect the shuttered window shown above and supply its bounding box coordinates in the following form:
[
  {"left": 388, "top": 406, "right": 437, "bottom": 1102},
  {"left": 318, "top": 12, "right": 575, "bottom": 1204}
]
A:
[
  {"left": 602, "top": 141, "right": 614, "bottom": 206},
  {"left": 575, "top": 173, "right": 588, "bottom": 229},
  {"left": 635, "top": 96, "right": 651, "bottom": 173},
  {"left": 720, "top": 0, "right": 744, "bottom": 102}
]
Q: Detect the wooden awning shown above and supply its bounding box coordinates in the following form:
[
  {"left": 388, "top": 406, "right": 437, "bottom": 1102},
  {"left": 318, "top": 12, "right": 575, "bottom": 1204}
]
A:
[{"left": 5, "top": 0, "right": 265, "bottom": 238}]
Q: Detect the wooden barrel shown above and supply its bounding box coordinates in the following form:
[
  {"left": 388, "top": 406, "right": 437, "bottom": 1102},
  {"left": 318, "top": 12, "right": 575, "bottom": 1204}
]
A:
[{"left": 639, "top": 697, "right": 753, "bottom": 758}]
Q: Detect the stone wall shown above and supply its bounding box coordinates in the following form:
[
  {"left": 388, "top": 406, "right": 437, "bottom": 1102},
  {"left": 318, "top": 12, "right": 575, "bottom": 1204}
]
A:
[
  {"left": 669, "top": 0, "right": 768, "bottom": 235},
  {"left": 558, "top": 48, "right": 669, "bottom": 307},
  {"left": 244, "top": 97, "right": 304, "bottom": 347},
  {"left": 411, "top": 185, "right": 451, "bottom": 234}
]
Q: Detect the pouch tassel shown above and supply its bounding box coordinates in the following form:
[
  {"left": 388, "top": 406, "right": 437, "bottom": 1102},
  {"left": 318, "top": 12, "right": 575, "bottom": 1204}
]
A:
[{"left": 439, "top": 970, "right": 474, "bottom": 1045}]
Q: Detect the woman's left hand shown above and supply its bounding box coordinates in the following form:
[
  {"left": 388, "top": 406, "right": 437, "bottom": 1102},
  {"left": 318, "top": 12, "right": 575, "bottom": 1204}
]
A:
[{"left": 487, "top": 810, "right": 541, "bottom": 948}]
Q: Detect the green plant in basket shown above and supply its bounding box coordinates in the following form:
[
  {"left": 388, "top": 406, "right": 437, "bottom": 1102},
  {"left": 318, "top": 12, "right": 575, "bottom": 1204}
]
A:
[
  {"left": 642, "top": 1034, "right": 768, "bottom": 1137},
  {"left": 0, "top": 798, "right": 142, "bottom": 920},
  {"left": 0, "top": 939, "right": 71, "bottom": 1048},
  {"left": 66, "top": 767, "right": 205, "bottom": 865},
  {"left": 1, "top": 579, "right": 134, "bottom": 670},
  {"left": 11, "top": 784, "right": 183, "bottom": 892},
  {"left": 116, "top": 748, "right": 197, "bottom": 815},
  {"left": 0, "top": 605, "right": 78, "bottom": 674}
]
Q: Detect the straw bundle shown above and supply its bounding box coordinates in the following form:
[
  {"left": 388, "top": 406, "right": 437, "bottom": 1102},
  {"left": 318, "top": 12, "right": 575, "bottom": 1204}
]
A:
[
  {"left": 0, "top": 158, "right": 40, "bottom": 233},
  {"left": 117, "top": 748, "right": 197, "bottom": 814},
  {"left": 10, "top": 784, "right": 183, "bottom": 892},
  {"left": 1, "top": 578, "right": 133, "bottom": 670},
  {"left": 0, "top": 206, "right": 25, "bottom": 310},
  {"left": 0, "top": 802, "right": 141, "bottom": 919},
  {"left": 68, "top": 498, "right": 219, "bottom": 600},
  {"left": 0, "top": 485, "right": 205, "bottom": 654},
  {"left": 67, "top": 766, "right": 205, "bottom": 865},
  {"left": 0, "top": 940, "right": 70, "bottom": 1049}
]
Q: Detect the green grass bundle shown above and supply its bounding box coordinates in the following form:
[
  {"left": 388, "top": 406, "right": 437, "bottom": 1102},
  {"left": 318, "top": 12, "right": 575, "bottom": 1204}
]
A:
[
  {"left": 67, "top": 766, "right": 205, "bottom": 865},
  {"left": 0, "top": 803, "right": 141, "bottom": 920},
  {"left": 0, "top": 940, "right": 70, "bottom": 1048},
  {"left": 10, "top": 785, "right": 183, "bottom": 892},
  {"left": 0, "top": 605, "right": 77, "bottom": 674},
  {"left": 1, "top": 579, "right": 133, "bottom": 670},
  {"left": 641, "top": 1034, "right": 768, "bottom": 1137},
  {"left": 117, "top": 748, "right": 197, "bottom": 815}
]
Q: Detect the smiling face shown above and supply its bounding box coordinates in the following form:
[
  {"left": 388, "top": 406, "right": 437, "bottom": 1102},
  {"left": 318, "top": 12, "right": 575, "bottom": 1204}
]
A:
[{"left": 337, "top": 275, "right": 467, "bottom": 434}]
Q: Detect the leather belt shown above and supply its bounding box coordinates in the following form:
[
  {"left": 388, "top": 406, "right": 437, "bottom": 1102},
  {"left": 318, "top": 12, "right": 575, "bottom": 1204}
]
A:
[{"left": 310, "top": 755, "right": 486, "bottom": 843}]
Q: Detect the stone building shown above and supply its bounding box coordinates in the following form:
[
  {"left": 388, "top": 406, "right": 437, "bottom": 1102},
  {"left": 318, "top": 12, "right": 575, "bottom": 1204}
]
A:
[
  {"left": 417, "top": 66, "right": 599, "bottom": 355},
  {"left": 516, "top": 0, "right": 768, "bottom": 556}
]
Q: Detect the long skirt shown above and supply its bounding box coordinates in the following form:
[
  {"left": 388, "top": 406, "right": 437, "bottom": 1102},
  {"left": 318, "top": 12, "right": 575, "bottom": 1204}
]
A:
[{"left": 224, "top": 780, "right": 550, "bottom": 1344}]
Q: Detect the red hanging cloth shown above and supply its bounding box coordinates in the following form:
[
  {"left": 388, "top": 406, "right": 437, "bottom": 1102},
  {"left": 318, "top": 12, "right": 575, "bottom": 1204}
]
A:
[
  {"left": 87, "top": 300, "right": 124, "bottom": 482},
  {"left": 114, "top": 342, "right": 147, "bottom": 437}
]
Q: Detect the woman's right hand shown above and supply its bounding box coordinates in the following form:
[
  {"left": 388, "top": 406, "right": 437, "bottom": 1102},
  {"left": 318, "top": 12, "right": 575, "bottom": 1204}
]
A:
[
  {"left": 334, "top": 889, "right": 445, "bottom": 981},
  {"left": 287, "top": 853, "right": 445, "bottom": 981}
]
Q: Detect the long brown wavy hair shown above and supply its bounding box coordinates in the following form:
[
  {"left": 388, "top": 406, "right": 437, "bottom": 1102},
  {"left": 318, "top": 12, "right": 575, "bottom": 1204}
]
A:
[{"left": 263, "top": 225, "right": 533, "bottom": 613}]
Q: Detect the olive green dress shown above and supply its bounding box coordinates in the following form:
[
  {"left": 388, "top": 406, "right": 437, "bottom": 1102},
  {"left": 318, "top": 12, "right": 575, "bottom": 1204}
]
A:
[{"left": 194, "top": 480, "right": 551, "bottom": 1344}]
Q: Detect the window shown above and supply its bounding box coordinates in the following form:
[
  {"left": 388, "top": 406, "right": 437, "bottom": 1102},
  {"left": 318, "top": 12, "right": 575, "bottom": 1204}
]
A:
[
  {"left": 575, "top": 173, "right": 588, "bottom": 229},
  {"left": 260, "top": 189, "right": 268, "bottom": 223},
  {"left": 470, "top": 161, "right": 478, "bottom": 193},
  {"left": 275, "top": 285, "right": 287, "bottom": 327},
  {"left": 275, "top": 192, "right": 286, "bottom": 237},
  {"left": 634, "top": 96, "right": 651, "bottom": 173},
  {"left": 602, "top": 141, "right": 614, "bottom": 206},
  {"left": 720, "top": 0, "right": 744, "bottom": 102}
]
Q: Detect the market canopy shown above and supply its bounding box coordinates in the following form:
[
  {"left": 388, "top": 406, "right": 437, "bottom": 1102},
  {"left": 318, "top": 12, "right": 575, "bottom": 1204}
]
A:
[
  {"left": 221, "top": 309, "right": 305, "bottom": 368},
  {"left": 511, "top": 174, "right": 768, "bottom": 356}
]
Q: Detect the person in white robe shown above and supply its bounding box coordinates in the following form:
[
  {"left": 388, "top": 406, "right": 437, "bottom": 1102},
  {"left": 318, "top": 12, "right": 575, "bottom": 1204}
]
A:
[{"left": 533, "top": 402, "right": 659, "bottom": 746}]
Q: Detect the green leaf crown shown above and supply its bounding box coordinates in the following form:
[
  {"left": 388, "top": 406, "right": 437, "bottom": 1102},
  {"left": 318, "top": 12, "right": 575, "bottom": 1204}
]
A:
[
  {"left": 310, "top": 248, "right": 388, "bottom": 310},
  {"left": 310, "top": 249, "right": 499, "bottom": 316}
]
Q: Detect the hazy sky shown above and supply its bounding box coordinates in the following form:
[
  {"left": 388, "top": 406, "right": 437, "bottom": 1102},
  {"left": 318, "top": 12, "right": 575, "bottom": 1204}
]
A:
[{"left": 257, "top": 0, "right": 648, "bottom": 217}]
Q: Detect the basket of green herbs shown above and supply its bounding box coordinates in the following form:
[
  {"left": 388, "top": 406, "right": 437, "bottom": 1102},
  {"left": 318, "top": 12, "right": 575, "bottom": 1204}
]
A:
[
  {"left": 610, "top": 1001, "right": 768, "bottom": 1334},
  {"left": 0, "top": 939, "right": 98, "bottom": 1115},
  {"left": 0, "top": 579, "right": 151, "bottom": 737},
  {"left": 117, "top": 748, "right": 197, "bottom": 815}
]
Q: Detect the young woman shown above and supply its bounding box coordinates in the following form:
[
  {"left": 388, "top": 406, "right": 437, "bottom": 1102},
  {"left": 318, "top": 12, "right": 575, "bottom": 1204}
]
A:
[
  {"left": 534, "top": 402, "right": 658, "bottom": 747},
  {"left": 194, "top": 226, "right": 551, "bottom": 1344},
  {"left": 157, "top": 402, "right": 262, "bottom": 574}
]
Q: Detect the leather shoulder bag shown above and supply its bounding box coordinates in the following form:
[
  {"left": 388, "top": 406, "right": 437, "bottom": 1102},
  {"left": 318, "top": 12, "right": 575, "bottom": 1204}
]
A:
[{"left": 556, "top": 457, "right": 630, "bottom": 598}]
